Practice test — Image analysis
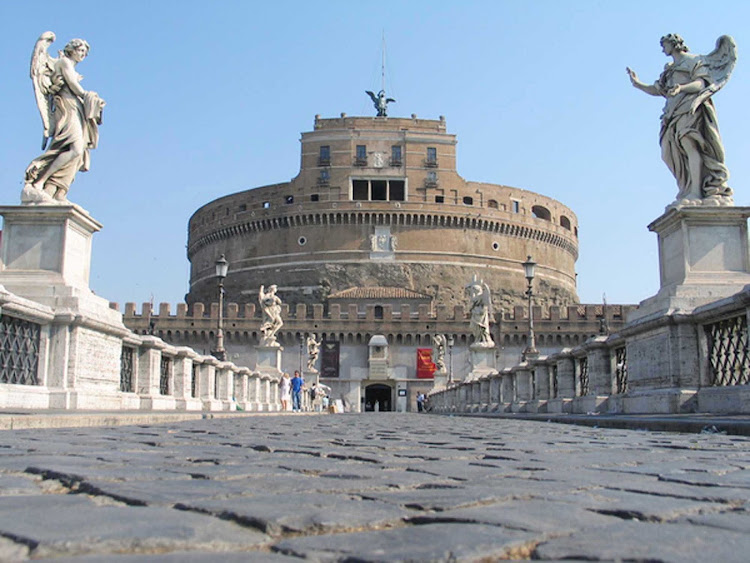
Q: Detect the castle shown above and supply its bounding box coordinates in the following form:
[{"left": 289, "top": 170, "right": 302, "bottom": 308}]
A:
[{"left": 117, "top": 113, "right": 633, "bottom": 412}]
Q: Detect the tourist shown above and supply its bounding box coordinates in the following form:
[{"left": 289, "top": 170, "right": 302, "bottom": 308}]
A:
[
  {"left": 417, "top": 393, "right": 425, "bottom": 412},
  {"left": 291, "top": 370, "right": 304, "bottom": 412},
  {"left": 279, "top": 372, "right": 291, "bottom": 412}
]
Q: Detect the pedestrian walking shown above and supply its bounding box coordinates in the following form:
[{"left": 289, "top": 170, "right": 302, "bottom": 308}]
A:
[
  {"left": 291, "top": 370, "right": 304, "bottom": 412},
  {"left": 279, "top": 373, "right": 291, "bottom": 411}
]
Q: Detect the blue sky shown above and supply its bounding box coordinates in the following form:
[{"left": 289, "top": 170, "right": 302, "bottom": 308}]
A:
[{"left": 1, "top": 1, "right": 749, "bottom": 308}]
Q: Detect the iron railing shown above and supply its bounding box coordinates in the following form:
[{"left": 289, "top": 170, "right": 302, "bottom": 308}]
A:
[
  {"left": 120, "top": 347, "right": 134, "bottom": 392},
  {"left": 0, "top": 315, "right": 41, "bottom": 385},
  {"left": 159, "top": 357, "right": 171, "bottom": 395},
  {"left": 552, "top": 364, "right": 558, "bottom": 398},
  {"left": 614, "top": 346, "right": 628, "bottom": 394},
  {"left": 578, "top": 356, "right": 589, "bottom": 396},
  {"left": 705, "top": 314, "right": 750, "bottom": 386}
]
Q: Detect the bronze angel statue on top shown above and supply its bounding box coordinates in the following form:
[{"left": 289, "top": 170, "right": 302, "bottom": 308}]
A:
[
  {"left": 366, "top": 90, "right": 395, "bottom": 117},
  {"left": 22, "top": 32, "right": 106, "bottom": 204},
  {"left": 627, "top": 34, "right": 737, "bottom": 207}
]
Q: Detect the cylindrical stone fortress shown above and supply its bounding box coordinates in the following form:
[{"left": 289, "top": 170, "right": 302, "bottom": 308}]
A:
[{"left": 186, "top": 115, "right": 579, "bottom": 309}]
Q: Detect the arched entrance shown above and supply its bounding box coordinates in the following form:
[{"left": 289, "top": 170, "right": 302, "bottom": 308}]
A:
[{"left": 364, "top": 383, "right": 392, "bottom": 412}]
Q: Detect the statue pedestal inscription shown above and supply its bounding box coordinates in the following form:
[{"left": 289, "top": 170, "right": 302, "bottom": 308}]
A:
[{"left": 630, "top": 206, "right": 750, "bottom": 322}]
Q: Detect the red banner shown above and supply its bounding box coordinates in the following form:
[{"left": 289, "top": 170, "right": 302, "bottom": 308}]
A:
[{"left": 416, "top": 348, "right": 435, "bottom": 379}]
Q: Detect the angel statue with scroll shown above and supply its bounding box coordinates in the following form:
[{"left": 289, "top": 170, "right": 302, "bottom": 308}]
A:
[
  {"left": 627, "top": 34, "right": 737, "bottom": 207},
  {"left": 23, "top": 32, "right": 106, "bottom": 204},
  {"left": 465, "top": 275, "right": 495, "bottom": 348}
]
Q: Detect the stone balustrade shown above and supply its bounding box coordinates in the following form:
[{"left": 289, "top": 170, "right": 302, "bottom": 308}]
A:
[
  {"left": 429, "top": 286, "right": 750, "bottom": 415},
  {"left": 0, "top": 286, "right": 281, "bottom": 412}
]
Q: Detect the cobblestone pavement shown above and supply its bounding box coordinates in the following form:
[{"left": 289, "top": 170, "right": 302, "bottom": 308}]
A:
[{"left": 0, "top": 413, "right": 749, "bottom": 561}]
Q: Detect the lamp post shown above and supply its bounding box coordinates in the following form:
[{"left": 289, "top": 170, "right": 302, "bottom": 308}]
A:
[
  {"left": 522, "top": 255, "right": 539, "bottom": 361},
  {"left": 211, "top": 254, "right": 228, "bottom": 361},
  {"left": 447, "top": 335, "right": 455, "bottom": 385}
]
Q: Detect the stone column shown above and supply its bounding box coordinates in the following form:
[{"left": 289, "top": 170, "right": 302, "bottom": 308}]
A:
[
  {"left": 500, "top": 370, "right": 514, "bottom": 411},
  {"left": 173, "top": 348, "right": 201, "bottom": 411},
  {"left": 511, "top": 364, "right": 532, "bottom": 413},
  {"left": 199, "top": 358, "right": 222, "bottom": 411}
]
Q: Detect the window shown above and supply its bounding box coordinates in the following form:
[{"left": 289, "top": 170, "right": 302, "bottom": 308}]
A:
[
  {"left": 285, "top": 195, "right": 294, "bottom": 204},
  {"left": 262, "top": 201, "right": 270, "bottom": 209},
  {"left": 374, "top": 305, "right": 384, "bottom": 319},
  {"left": 352, "top": 179, "right": 369, "bottom": 200},
  {"left": 488, "top": 199, "right": 498, "bottom": 209},
  {"left": 350, "top": 179, "right": 406, "bottom": 202},
  {"left": 463, "top": 196, "right": 474, "bottom": 205},
  {"left": 371, "top": 180, "right": 387, "bottom": 201},
  {"left": 560, "top": 215, "right": 571, "bottom": 230},
  {"left": 512, "top": 200, "right": 520, "bottom": 213},
  {"left": 391, "top": 145, "right": 402, "bottom": 166},
  {"left": 532, "top": 205, "right": 551, "bottom": 221},
  {"left": 318, "top": 169, "right": 330, "bottom": 185},
  {"left": 425, "top": 171, "right": 437, "bottom": 187},
  {"left": 435, "top": 195, "right": 444, "bottom": 203},
  {"left": 426, "top": 147, "right": 437, "bottom": 166},
  {"left": 319, "top": 145, "right": 330, "bottom": 166},
  {"left": 310, "top": 194, "right": 319, "bottom": 202},
  {"left": 355, "top": 145, "right": 367, "bottom": 166},
  {"left": 238, "top": 204, "right": 247, "bottom": 212},
  {"left": 390, "top": 180, "right": 405, "bottom": 201}
]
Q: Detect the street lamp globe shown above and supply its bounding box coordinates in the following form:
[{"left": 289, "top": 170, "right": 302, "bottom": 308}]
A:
[
  {"left": 522, "top": 255, "right": 536, "bottom": 283},
  {"left": 215, "top": 254, "right": 229, "bottom": 279}
]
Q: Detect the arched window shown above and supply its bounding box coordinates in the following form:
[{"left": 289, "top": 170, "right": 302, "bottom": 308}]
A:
[
  {"left": 560, "top": 215, "right": 571, "bottom": 230},
  {"left": 488, "top": 199, "right": 499, "bottom": 209},
  {"left": 531, "top": 205, "right": 551, "bottom": 221},
  {"left": 374, "top": 305, "right": 384, "bottom": 319},
  {"left": 463, "top": 196, "right": 474, "bottom": 206}
]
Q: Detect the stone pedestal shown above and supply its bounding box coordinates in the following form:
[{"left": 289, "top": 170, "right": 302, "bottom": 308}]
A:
[
  {"left": 0, "top": 205, "right": 129, "bottom": 410},
  {"left": 630, "top": 206, "right": 750, "bottom": 322},
  {"left": 256, "top": 345, "right": 283, "bottom": 377},
  {"left": 465, "top": 345, "right": 496, "bottom": 381},
  {"left": 432, "top": 370, "right": 448, "bottom": 391}
]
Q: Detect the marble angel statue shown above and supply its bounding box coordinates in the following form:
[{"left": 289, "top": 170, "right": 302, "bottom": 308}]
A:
[
  {"left": 627, "top": 34, "right": 737, "bottom": 207},
  {"left": 465, "top": 276, "right": 495, "bottom": 347},
  {"left": 23, "top": 32, "right": 106, "bottom": 204},
  {"left": 258, "top": 284, "right": 283, "bottom": 346},
  {"left": 432, "top": 334, "right": 447, "bottom": 373},
  {"left": 306, "top": 333, "right": 321, "bottom": 372}
]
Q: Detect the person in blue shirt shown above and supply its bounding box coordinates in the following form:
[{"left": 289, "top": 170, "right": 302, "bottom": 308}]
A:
[{"left": 291, "top": 371, "right": 304, "bottom": 412}]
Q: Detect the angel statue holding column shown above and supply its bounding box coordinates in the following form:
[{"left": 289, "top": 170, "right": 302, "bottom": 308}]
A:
[
  {"left": 465, "top": 275, "right": 495, "bottom": 348},
  {"left": 23, "top": 32, "right": 106, "bottom": 204},
  {"left": 627, "top": 34, "right": 737, "bottom": 207}
]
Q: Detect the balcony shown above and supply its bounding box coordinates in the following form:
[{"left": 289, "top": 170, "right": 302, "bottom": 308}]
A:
[
  {"left": 354, "top": 157, "right": 368, "bottom": 167},
  {"left": 425, "top": 159, "right": 438, "bottom": 168},
  {"left": 318, "top": 157, "right": 331, "bottom": 167},
  {"left": 390, "top": 158, "right": 403, "bottom": 167}
]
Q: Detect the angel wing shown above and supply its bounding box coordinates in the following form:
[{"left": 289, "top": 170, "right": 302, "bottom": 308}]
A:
[
  {"left": 30, "top": 31, "right": 58, "bottom": 150},
  {"left": 482, "top": 282, "right": 495, "bottom": 323},
  {"left": 386, "top": 97, "right": 396, "bottom": 104},
  {"left": 365, "top": 90, "right": 378, "bottom": 104},
  {"left": 691, "top": 35, "right": 737, "bottom": 113}
]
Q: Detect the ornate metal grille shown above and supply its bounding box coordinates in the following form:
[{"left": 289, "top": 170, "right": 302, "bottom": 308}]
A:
[
  {"left": 0, "top": 315, "right": 41, "bottom": 385},
  {"left": 614, "top": 346, "right": 628, "bottom": 394},
  {"left": 120, "top": 347, "right": 134, "bottom": 392},
  {"left": 552, "top": 364, "right": 558, "bottom": 398},
  {"left": 160, "top": 357, "right": 171, "bottom": 395},
  {"left": 578, "top": 356, "right": 589, "bottom": 396},
  {"left": 530, "top": 370, "right": 536, "bottom": 400},
  {"left": 191, "top": 364, "right": 199, "bottom": 398},
  {"left": 705, "top": 315, "right": 750, "bottom": 386}
]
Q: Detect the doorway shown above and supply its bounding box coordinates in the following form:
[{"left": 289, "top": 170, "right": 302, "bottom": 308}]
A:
[{"left": 364, "top": 383, "right": 392, "bottom": 412}]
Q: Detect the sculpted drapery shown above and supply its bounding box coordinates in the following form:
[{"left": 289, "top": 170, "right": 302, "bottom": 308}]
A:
[
  {"left": 24, "top": 32, "right": 105, "bottom": 204},
  {"left": 627, "top": 34, "right": 736, "bottom": 207}
]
